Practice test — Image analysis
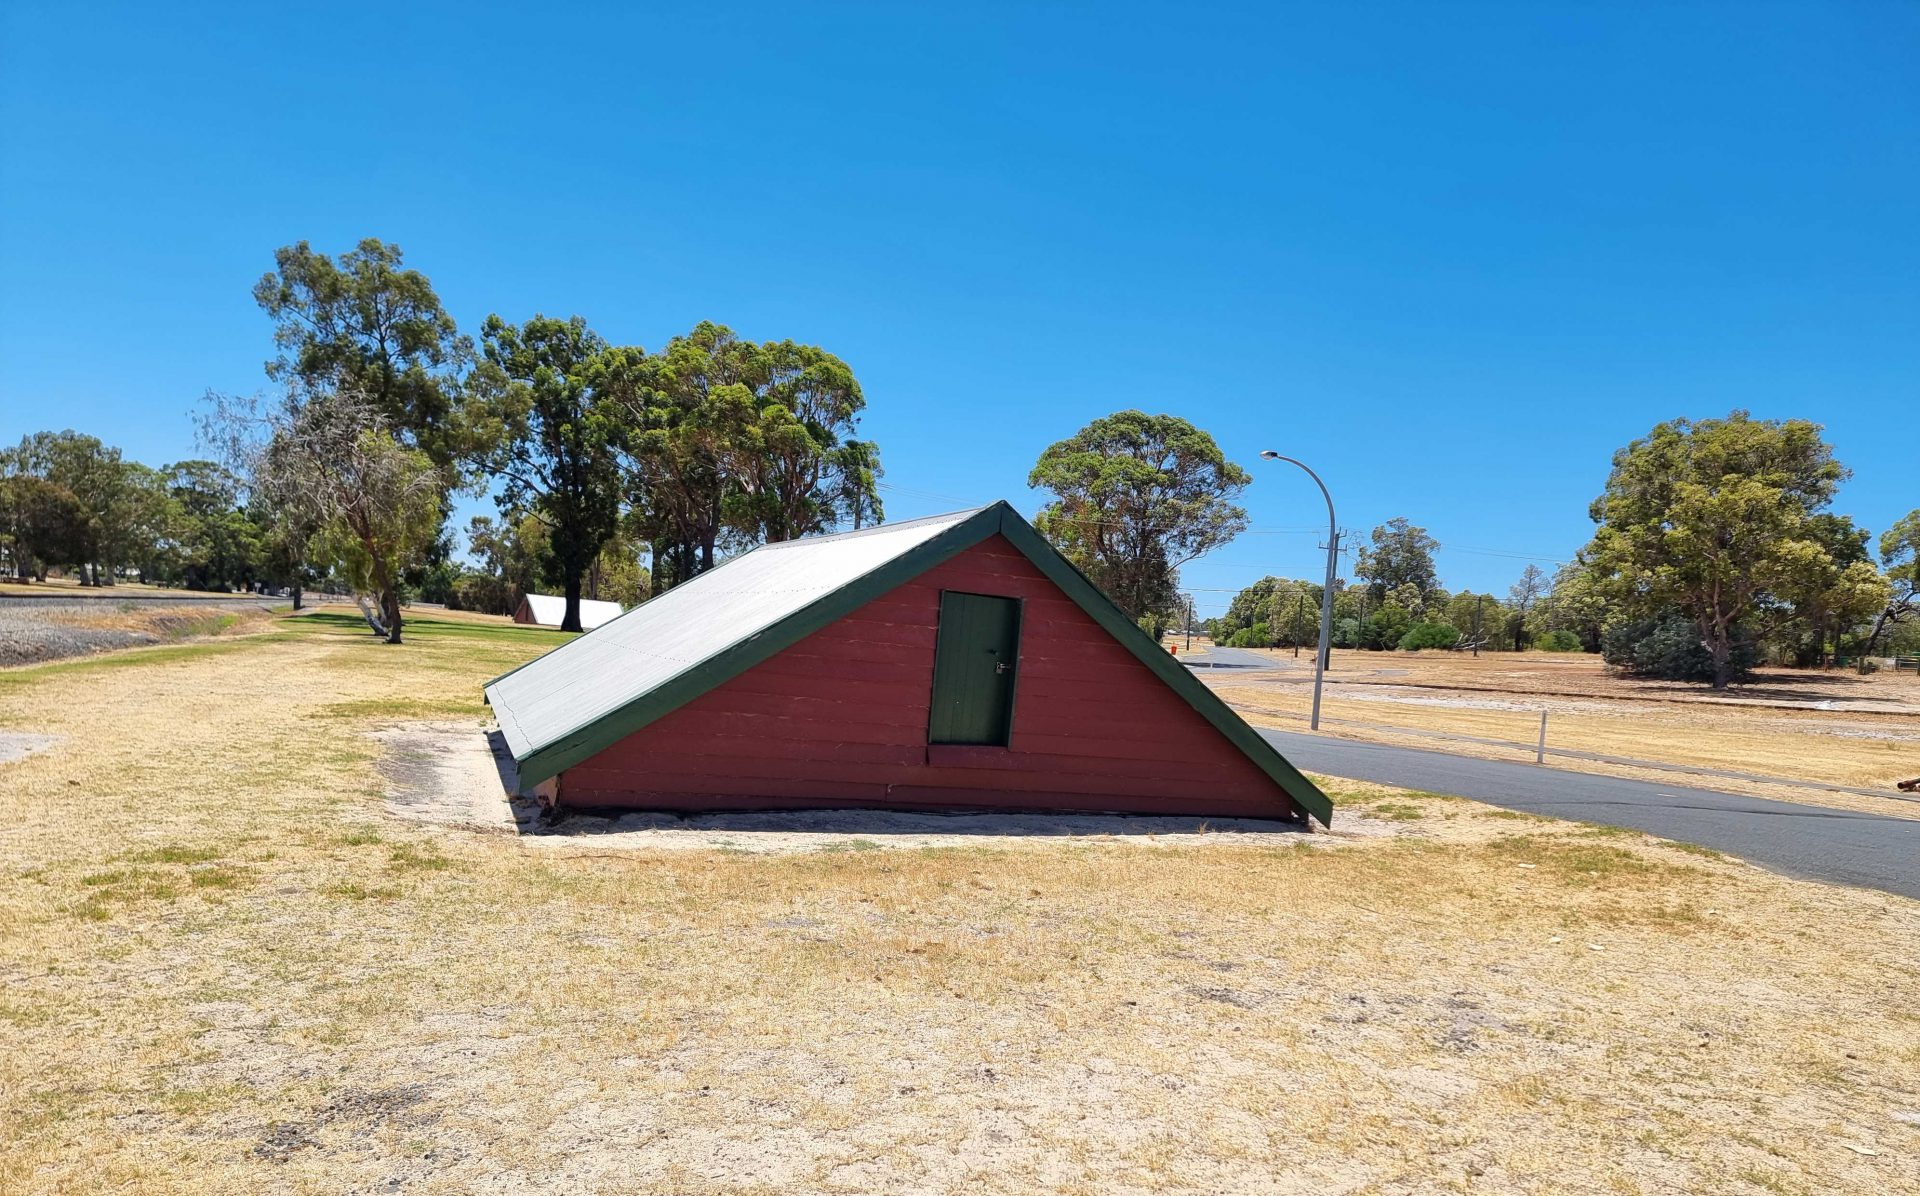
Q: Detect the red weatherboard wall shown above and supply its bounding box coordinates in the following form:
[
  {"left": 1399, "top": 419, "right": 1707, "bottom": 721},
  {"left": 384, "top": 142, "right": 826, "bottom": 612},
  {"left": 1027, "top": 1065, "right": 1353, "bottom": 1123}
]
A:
[{"left": 559, "top": 534, "right": 1301, "bottom": 820}]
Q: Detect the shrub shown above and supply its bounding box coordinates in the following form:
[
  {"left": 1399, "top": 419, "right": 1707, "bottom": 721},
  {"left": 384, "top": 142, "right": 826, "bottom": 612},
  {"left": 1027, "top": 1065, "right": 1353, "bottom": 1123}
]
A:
[
  {"left": 451, "top": 572, "right": 512, "bottom": 615},
  {"left": 1536, "top": 629, "right": 1583, "bottom": 652},
  {"left": 1398, "top": 622, "right": 1460, "bottom": 651},
  {"left": 1602, "top": 612, "right": 1758, "bottom": 682},
  {"left": 1227, "top": 622, "right": 1271, "bottom": 649},
  {"left": 1361, "top": 603, "right": 1412, "bottom": 650}
]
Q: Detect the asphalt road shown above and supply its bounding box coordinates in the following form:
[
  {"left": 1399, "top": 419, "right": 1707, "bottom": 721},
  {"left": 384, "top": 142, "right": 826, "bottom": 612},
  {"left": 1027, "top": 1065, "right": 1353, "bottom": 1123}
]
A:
[
  {"left": 1184, "top": 644, "right": 1297, "bottom": 670},
  {"left": 1261, "top": 728, "right": 1920, "bottom": 900}
]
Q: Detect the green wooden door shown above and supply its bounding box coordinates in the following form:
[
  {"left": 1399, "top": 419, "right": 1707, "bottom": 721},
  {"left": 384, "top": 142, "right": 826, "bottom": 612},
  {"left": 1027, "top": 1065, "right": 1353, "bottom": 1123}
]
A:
[{"left": 928, "top": 591, "right": 1022, "bottom": 745}]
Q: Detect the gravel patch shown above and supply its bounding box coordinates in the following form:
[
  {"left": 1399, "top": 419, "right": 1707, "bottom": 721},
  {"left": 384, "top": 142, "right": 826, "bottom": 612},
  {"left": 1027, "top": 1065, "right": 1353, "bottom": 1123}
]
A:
[{"left": 0, "top": 595, "right": 274, "bottom": 667}]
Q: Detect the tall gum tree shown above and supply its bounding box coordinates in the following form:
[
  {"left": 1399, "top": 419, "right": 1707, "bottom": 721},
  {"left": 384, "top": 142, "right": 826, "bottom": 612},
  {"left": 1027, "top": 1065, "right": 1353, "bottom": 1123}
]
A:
[
  {"left": 1356, "top": 518, "right": 1440, "bottom": 603},
  {"left": 469, "top": 315, "right": 623, "bottom": 633},
  {"left": 599, "top": 325, "right": 752, "bottom": 588},
  {"left": 1584, "top": 411, "right": 1847, "bottom": 689},
  {"left": 1028, "top": 410, "right": 1250, "bottom": 627},
  {"left": 253, "top": 238, "right": 471, "bottom": 621}
]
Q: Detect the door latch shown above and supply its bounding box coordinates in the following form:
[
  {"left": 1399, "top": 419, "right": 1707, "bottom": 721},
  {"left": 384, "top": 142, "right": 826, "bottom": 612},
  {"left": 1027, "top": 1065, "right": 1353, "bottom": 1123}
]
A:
[{"left": 994, "top": 662, "right": 1012, "bottom": 675}]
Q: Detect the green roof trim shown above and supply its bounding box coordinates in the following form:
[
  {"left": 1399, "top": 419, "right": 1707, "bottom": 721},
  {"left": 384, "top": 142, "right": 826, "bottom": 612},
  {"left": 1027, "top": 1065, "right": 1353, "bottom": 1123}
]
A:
[{"left": 496, "top": 500, "right": 1332, "bottom": 826}]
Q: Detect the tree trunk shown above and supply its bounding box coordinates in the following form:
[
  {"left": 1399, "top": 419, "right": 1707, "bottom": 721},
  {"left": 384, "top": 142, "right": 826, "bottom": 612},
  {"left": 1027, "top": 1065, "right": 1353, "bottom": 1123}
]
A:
[
  {"left": 291, "top": 582, "right": 304, "bottom": 611},
  {"left": 1864, "top": 605, "right": 1893, "bottom": 657},
  {"left": 562, "top": 572, "right": 584, "bottom": 633},
  {"left": 384, "top": 589, "right": 403, "bottom": 644},
  {"left": 1707, "top": 623, "right": 1733, "bottom": 690}
]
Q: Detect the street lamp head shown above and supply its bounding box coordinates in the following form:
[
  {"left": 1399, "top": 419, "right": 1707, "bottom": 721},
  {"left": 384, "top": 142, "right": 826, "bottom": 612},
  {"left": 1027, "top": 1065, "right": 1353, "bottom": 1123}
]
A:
[{"left": 1259, "top": 450, "right": 1281, "bottom": 459}]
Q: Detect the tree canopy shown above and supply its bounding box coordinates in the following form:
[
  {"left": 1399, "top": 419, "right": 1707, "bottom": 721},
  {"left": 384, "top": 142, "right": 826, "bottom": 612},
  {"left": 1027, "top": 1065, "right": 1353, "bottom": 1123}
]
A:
[
  {"left": 1356, "top": 518, "right": 1439, "bottom": 601},
  {"left": 1583, "top": 411, "right": 1849, "bottom": 687},
  {"left": 1029, "top": 411, "right": 1249, "bottom": 628},
  {"left": 254, "top": 238, "right": 472, "bottom": 472},
  {"left": 469, "top": 314, "right": 623, "bottom": 632}
]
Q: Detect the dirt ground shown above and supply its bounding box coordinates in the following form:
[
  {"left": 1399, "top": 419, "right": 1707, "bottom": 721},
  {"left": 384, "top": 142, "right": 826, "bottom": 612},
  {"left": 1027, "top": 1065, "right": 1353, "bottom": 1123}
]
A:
[
  {"left": 1197, "top": 644, "right": 1920, "bottom": 815},
  {"left": 1, "top": 612, "right": 1917, "bottom": 1194}
]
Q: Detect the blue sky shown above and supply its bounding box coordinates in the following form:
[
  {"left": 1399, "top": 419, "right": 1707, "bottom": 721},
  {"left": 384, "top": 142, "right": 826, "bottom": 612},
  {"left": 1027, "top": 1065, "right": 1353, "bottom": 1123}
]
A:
[{"left": 2, "top": 3, "right": 1914, "bottom": 615}]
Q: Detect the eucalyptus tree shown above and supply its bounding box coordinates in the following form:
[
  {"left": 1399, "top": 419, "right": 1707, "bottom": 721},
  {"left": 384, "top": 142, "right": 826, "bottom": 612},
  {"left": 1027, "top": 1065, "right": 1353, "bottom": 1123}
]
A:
[
  {"left": 1356, "top": 518, "right": 1440, "bottom": 603},
  {"left": 159, "top": 460, "right": 261, "bottom": 591},
  {"left": 1028, "top": 410, "right": 1250, "bottom": 625},
  {"left": 203, "top": 386, "right": 443, "bottom": 643},
  {"left": 597, "top": 326, "right": 753, "bottom": 588},
  {"left": 1865, "top": 510, "right": 1920, "bottom": 656},
  {"left": 1583, "top": 411, "right": 1848, "bottom": 688},
  {"left": 732, "top": 338, "right": 876, "bottom": 542},
  {"left": 833, "top": 440, "right": 886, "bottom": 530},
  {"left": 253, "top": 239, "right": 472, "bottom": 621},
  {"left": 3, "top": 431, "right": 166, "bottom": 585},
  {"left": 600, "top": 322, "right": 883, "bottom": 588},
  {"left": 253, "top": 238, "right": 472, "bottom": 470},
  {"left": 468, "top": 314, "right": 623, "bottom": 632},
  {"left": 1506, "top": 564, "right": 1548, "bottom": 650},
  {"left": 0, "top": 475, "right": 83, "bottom": 580}
]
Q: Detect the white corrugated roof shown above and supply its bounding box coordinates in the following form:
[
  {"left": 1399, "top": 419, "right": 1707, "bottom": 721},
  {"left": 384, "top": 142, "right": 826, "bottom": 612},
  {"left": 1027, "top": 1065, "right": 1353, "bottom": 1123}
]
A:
[
  {"left": 487, "top": 509, "right": 984, "bottom": 763},
  {"left": 519, "top": 593, "right": 625, "bottom": 629}
]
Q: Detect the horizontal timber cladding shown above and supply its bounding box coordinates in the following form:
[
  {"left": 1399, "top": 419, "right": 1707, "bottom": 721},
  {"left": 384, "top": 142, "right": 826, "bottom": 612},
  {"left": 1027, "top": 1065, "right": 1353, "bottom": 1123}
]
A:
[{"left": 559, "top": 533, "right": 1301, "bottom": 819}]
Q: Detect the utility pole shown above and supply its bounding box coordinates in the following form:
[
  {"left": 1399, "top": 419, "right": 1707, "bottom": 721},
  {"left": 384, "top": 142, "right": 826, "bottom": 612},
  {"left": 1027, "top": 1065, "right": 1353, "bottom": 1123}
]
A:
[
  {"left": 1294, "top": 592, "right": 1307, "bottom": 658},
  {"left": 1184, "top": 593, "right": 1194, "bottom": 651},
  {"left": 1472, "top": 593, "right": 1483, "bottom": 658}
]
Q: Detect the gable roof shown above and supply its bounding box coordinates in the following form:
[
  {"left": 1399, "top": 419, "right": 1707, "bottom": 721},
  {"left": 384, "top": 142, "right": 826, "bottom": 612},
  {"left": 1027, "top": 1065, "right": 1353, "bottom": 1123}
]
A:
[
  {"left": 485, "top": 501, "right": 1332, "bottom": 824},
  {"left": 518, "top": 593, "right": 626, "bottom": 629}
]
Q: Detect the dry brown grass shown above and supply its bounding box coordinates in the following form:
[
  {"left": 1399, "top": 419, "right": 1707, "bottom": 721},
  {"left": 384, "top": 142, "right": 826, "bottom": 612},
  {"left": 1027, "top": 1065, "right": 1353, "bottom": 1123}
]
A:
[
  {"left": 1198, "top": 645, "right": 1920, "bottom": 815},
  {"left": 1242, "top": 646, "right": 1920, "bottom": 714},
  {"left": 1, "top": 612, "right": 1917, "bottom": 1194}
]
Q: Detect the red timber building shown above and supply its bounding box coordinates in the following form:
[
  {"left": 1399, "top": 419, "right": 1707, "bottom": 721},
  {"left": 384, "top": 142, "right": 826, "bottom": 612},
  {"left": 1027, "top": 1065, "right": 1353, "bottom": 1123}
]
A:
[{"left": 485, "top": 503, "right": 1331, "bottom": 825}]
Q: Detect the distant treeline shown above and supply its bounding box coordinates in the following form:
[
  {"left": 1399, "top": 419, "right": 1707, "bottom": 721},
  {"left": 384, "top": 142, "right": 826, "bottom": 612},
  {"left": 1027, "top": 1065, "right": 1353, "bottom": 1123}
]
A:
[
  {"left": 1205, "top": 415, "right": 1920, "bottom": 687},
  {"left": 0, "top": 238, "right": 887, "bottom": 640}
]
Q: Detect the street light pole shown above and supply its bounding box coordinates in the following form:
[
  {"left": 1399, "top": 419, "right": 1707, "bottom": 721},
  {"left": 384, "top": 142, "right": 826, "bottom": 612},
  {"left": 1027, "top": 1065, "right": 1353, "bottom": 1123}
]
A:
[{"left": 1259, "top": 451, "right": 1338, "bottom": 732}]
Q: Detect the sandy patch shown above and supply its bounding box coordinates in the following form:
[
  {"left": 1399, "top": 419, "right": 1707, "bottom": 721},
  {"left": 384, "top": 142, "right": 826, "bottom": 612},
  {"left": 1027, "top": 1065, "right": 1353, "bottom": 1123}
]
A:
[
  {"left": 370, "top": 724, "right": 525, "bottom": 833},
  {"left": 0, "top": 732, "right": 59, "bottom": 766}
]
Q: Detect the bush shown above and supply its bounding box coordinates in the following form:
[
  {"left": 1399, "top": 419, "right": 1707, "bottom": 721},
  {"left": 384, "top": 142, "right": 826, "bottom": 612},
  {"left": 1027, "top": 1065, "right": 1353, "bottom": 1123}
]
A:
[
  {"left": 451, "top": 572, "right": 513, "bottom": 616},
  {"left": 1361, "top": 604, "right": 1412, "bottom": 650},
  {"left": 1602, "top": 612, "right": 1758, "bottom": 682},
  {"left": 1227, "top": 622, "right": 1271, "bottom": 649},
  {"left": 1536, "top": 629, "right": 1583, "bottom": 653},
  {"left": 1398, "top": 622, "right": 1460, "bottom": 651}
]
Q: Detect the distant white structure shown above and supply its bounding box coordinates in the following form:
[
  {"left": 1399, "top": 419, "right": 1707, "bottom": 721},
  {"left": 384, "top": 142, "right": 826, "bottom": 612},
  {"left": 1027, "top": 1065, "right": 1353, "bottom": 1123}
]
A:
[{"left": 513, "top": 593, "right": 624, "bottom": 631}]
